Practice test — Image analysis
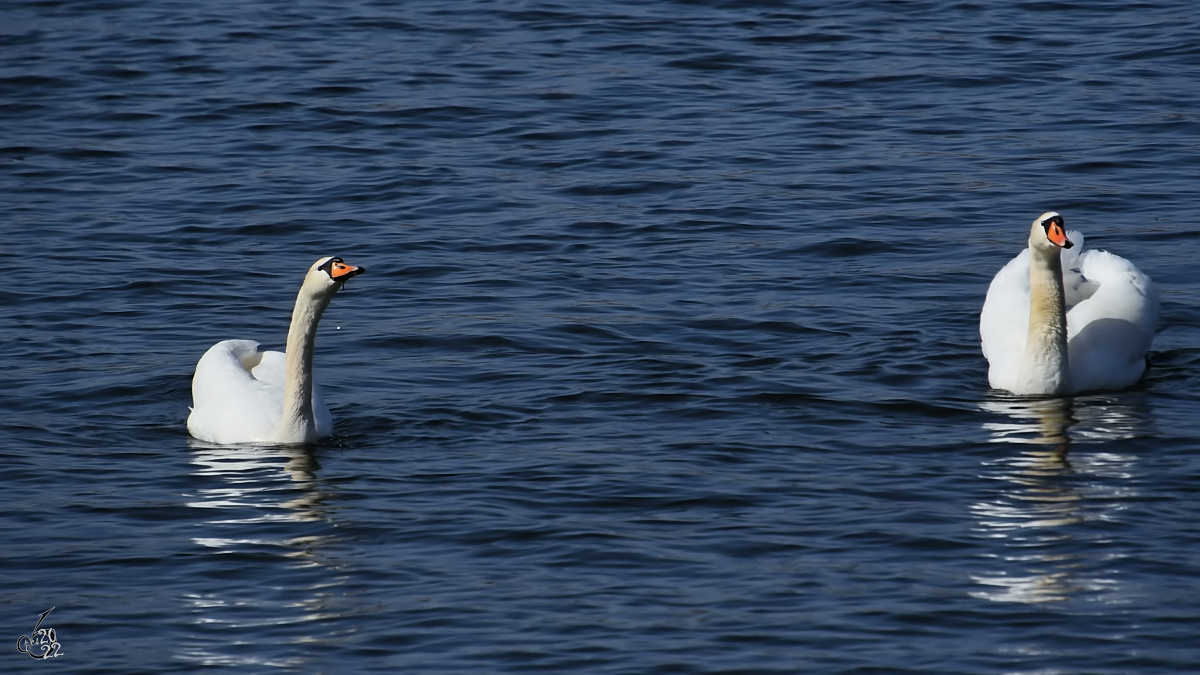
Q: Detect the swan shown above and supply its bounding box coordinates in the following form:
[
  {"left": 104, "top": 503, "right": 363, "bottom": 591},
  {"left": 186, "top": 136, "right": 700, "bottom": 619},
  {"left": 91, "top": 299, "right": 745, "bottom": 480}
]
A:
[
  {"left": 187, "top": 256, "right": 365, "bottom": 444},
  {"left": 980, "top": 212, "right": 1158, "bottom": 396}
]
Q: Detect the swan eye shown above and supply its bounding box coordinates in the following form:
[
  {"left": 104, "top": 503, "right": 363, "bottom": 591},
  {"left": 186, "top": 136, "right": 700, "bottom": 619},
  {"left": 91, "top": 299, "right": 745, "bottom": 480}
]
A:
[{"left": 317, "top": 257, "right": 344, "bottom": 277}]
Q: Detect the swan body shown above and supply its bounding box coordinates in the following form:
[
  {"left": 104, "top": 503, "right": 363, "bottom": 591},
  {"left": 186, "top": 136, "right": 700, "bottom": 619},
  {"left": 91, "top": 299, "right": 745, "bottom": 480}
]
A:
[
  {"left": 187, "top": 256, "right": 365, "bottom": 444},
  {"left": 980, "top": 212, "right": 1158, "bottom": 396}
]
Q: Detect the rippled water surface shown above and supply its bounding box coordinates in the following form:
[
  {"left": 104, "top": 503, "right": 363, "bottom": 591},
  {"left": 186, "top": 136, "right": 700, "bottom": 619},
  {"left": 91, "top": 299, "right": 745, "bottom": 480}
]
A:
[{"left": 3, "top": 0, "right": 1200, "bottom": 672}]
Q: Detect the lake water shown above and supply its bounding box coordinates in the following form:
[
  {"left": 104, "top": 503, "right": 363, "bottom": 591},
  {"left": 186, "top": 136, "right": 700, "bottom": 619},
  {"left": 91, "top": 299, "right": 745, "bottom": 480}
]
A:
[{"left": 3, "top": 0, "right": 1200, "bottom": 672}]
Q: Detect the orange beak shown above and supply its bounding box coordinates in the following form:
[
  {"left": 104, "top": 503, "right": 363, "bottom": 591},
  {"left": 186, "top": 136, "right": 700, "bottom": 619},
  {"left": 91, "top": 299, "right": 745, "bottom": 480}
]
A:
[
  {"left": 1046, "top": 221, "right": 1073, "bottom": 249},
  {"left": 331, "top": 261, "right": 365, "bottom": 280}
]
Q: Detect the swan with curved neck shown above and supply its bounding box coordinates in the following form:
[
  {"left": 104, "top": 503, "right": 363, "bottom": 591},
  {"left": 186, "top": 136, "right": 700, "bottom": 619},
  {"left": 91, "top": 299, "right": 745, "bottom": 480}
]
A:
[
  {"left": 981, "top": 212, "right": 1158, "bottom": 396},
  {"left": 187, "top": 256, "right": 365, "bottom": 444}
]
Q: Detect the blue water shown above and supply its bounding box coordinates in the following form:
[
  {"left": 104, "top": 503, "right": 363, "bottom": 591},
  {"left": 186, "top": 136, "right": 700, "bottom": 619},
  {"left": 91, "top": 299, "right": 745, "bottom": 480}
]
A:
[{"left": 3, "top": 0, "right": 1200, "bottom": 672}]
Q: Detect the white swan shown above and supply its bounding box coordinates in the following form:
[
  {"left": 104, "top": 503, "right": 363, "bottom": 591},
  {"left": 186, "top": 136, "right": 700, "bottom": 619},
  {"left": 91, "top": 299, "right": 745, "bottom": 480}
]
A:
[
  {"left": 187, "top": 256, "right": 365, "bottom": 444},
  {"left": 980, "top": 212, "right": 1158, "bottom": 396}
]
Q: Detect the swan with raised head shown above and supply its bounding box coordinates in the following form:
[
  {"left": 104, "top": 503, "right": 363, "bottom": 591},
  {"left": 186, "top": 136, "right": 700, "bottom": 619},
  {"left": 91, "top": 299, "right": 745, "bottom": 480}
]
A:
[
  {"left": 980, "top": 212, "right": 1158, "bottom": 396},
  {"left": 187, "top": 256, "right": 365, "bottom": 444}
]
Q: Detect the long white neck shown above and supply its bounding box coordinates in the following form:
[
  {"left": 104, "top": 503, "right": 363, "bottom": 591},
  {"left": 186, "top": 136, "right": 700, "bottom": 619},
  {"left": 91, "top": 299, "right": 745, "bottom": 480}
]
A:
[
  {"left": 276, "top": 288, "right": 333, "bottom": 444},
  {"left": 1018, "top": 243, "right": 1070, "bottom": 395}
]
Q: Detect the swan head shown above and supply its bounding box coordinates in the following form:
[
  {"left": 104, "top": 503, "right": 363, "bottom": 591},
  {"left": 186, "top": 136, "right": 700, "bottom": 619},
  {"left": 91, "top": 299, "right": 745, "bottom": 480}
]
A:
[
  {"left": 1029, "top": 211, "right": 1074, "bottom": 253},
  {"left": 302, "top": 256, "right": 366, "bottom": 297}
]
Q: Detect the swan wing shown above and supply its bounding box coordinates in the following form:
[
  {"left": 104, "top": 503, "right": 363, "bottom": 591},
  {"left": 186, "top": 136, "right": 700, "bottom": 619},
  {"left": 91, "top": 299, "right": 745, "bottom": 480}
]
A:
[
  {"left": 980, "top": 248, "right": 1030, "bottom": 391},
  {"left": 1066, "top": 249, "right": 1159, "bottom": 392},
  {"left": 187, "top": 340, "right": 284, "bottom": 443},
  {"left": 1060, "top": 230, "right": 1100, "bottom": 307}
]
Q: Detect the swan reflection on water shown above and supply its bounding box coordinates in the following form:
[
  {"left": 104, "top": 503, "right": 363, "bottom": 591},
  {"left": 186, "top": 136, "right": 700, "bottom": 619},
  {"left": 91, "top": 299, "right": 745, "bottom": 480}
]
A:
[
  {"left": 970, "top": 394, "right": 1149, "bottom": 604},
  {"left": 981, "top": 394, "right": 1149, "bottom": 447},
  {"left": 180, "top": 441, "right": 344, "bottom": 668},
  {"left": 187, "top": 441, "right": 331, "bottom": 525}
]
